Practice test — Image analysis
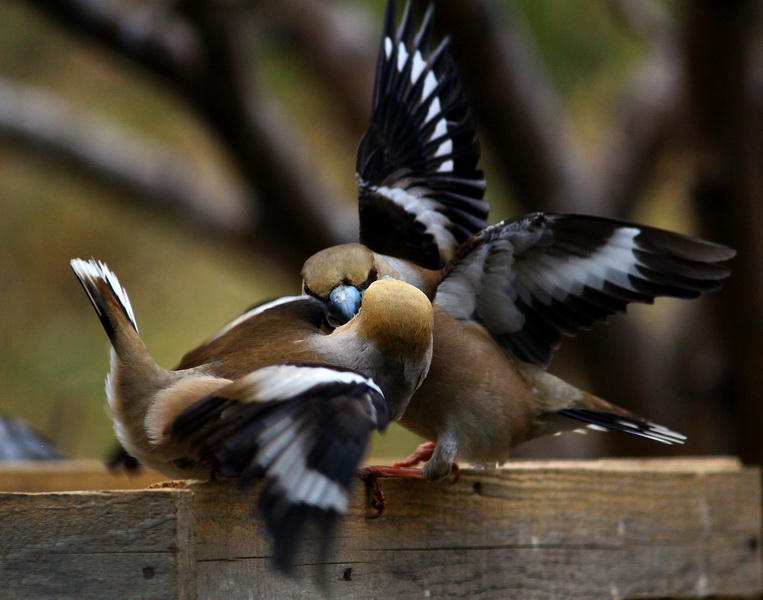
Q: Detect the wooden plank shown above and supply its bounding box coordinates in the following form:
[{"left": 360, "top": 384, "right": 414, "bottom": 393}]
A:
[
  {"left": 0, "top": 491, "right": 188, "bottom": 600},
  {"left": 188, "top": 458, "right": 762, "bottom": 599},
  {"left": 0, "top": 459, "right": 166, "bottom": 492},
  {"left": 0, "top": 457, "right": 759, "bottom": 599},
  {"left": 0, "top": 457, "right": 740, "bottom": 493}
]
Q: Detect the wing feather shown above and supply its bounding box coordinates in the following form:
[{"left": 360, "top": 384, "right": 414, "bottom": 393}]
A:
[
  {"left": 436, "top": 212, "right": 735, "bottom": 366},
  {"left": 170, "top": 363, "right": 388, "bottom": 573},
  {"left": 357, "top": 0, "right": 487, "bottom": 269}
]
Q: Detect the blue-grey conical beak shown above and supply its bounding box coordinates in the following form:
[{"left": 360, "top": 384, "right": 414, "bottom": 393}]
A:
[{"left": 328, "top": 285, "right": 363, "bottom": 324}]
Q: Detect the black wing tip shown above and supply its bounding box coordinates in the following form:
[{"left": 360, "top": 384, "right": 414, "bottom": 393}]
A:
[
  {"left": 541, "top": 212, "right": 737, "bottom": 265},
  {"left": 267, "top": 501, "right": 340, "bottom": 575},
  {"left": 169, "top": 365, "right": 389, "bottom": 576}
]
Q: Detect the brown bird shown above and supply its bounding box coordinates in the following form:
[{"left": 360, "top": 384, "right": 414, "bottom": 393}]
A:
[
  {"left": 71, "top": 258, "right": 433, "bottom": 570},
  {"left": 301, "top": 1, "right": 736, "bottom": 481}
]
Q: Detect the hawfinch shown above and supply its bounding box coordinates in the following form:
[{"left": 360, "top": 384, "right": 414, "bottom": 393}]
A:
[
  {"left": 70, "top": 258, "right": 433, "bottom": 571},
  {"left": 301, "top": 1, "right": 736, "bottom": 480}
]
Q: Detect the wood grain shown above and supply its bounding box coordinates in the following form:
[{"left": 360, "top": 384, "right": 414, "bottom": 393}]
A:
[
  {"left": 0, "top": 459, "right": 165, "bottom": 492},
  {"left": 0, "top": 457, "right": 760, "bottom": 599}
]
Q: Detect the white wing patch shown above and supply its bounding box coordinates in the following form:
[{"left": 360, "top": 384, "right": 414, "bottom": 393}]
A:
[
  {"left": 235, "top": 364, "right": 383, "bottom": 404},
  {"left": 435, "top": 244, "right": 489, "bottom": 319},
  {"left": 240, "top": 364, "right": 385, "bottom": 513},
  {"left": 264, "top": 424, "right": 349, "bottom": 512},
  {"left": 373, "top": 184, "right": 458, "bottom": 257},
  {"left": 435, "top": 226, "right": 643, "bottom": 333},
  {"left": 524, "top": 227, "right": 641, "bottom": 300},
  {"left": 385, "top": 37, "right": 453, "bottom": 172}
]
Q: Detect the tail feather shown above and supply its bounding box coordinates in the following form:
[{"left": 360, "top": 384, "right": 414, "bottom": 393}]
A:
[
  {"left": 558, "top": 408, "right": 686, "bottom": 445},
  {"left": 70, "top": 258, "right": 138, "bottom": 343}
]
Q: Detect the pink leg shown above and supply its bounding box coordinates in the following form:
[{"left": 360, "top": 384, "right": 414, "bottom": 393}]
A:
[
  {"left": 393, "top": 441, "right": 436, "bottom": 468},
  {"left": 393, "top": 441, "right": 461, "bottom": 482}
]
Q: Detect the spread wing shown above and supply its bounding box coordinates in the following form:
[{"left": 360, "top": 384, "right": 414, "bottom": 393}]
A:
[
  {"left": 356, "top": 0, "right": 487, "bottom": 269},
  {"left": 435, "top": 212, "right": 736, "bottom": 367},
  {"left": 170, "top": 363, "right": 388, "bottom": 573}
]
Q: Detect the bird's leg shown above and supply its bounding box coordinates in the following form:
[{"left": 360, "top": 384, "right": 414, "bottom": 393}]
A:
[
  {"left": 393, "top": 441, "right": 460, "bottom": 482},
  {"left": 356, "top": 465, "right": 425, "bottom": 518},
  {"left": 393, "top": 441, "right": 436, "bottom": 467}
]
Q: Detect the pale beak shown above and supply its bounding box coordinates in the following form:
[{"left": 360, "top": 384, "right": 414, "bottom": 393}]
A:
[{"left": 328, "top": 285, "right": 363, "bottom": 325}]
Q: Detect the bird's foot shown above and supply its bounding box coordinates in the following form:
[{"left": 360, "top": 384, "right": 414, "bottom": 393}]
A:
[
  {"left": 446, "top": 461, "right": 461, "bottom": 484},
  {"left": 356, "top": 465, "right": 424, "bottom": 518},
  {"left": 393, "top": 442, "right": 461, "bottom": 483},
  {"left": 393, "top": 441, "right": 436, "bottom": 468}
]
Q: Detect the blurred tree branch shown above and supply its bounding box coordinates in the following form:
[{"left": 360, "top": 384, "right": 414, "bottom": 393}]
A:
[
  {"left": 434, "top": 0, "right": 593, "bottom": 214},
  {"left": 596, "top": 0, "right": 682, "bottom": 218},
  {"left": 683, "top": 0, "right": 763, "bottom": 465},
  {"left": 607, "top": 0, "right": 672, "bottom": 47},
  {"left": 24, "top": 0, "right": 356, "bottom": 268},
  {"left": 263, "top": 0, "right": 376, "bottom": 137},
  {"left": 0, "top": 75, "right": 253, "bottom": 234},
  {"left": 25, "top": 0, "right": 203, "bottom": 82}
]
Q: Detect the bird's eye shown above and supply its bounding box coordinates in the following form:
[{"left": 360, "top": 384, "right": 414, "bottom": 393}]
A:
[
  {"left": 302, "top": 282, "right": 326, "bottom": 301},
  {"left": 360, "top": 266, "right": 379, "bottom": 291}
]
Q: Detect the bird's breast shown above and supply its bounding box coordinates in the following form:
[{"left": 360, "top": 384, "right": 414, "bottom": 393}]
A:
[{"left": 398, "top": 309, "right": 541, "bottom": 463}]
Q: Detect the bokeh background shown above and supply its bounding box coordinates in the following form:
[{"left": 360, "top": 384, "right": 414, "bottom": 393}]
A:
[{"left": 1, "top": 0, "right": 761, "bottom": 465}]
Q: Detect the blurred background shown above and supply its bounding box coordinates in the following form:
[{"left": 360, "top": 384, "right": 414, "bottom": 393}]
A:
[{"left": 1, "top": 0, "right": 761, "bottom": 466}]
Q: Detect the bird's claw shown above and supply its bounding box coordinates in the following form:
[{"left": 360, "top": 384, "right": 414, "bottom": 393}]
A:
[
  {"left": 394, "top": 442, "right": 460, "bottom": 484},
  {"left": 356, "top": 465, "right": 425, "bottom": 518}
]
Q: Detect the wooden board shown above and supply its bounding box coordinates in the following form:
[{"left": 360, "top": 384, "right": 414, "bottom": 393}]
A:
[
  {"left": 0, "top": 459, "right": 166, "bottom": 492},
  {"left": 0, "top": 457, "right": 760, "bottom": 599}
]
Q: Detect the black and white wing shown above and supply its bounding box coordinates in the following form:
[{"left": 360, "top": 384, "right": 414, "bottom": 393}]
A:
[
  {"left": 435, "top": 212, "right": 736, "bottom": 367},
  {"left": 170, "top": 363, "right": 389, "bottom": 573},
  {"left": 356, "top": 0, "right": 487, "bottom": 270}
]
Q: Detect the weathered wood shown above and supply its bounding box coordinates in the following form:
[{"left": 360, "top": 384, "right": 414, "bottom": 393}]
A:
[
  {"left": 0, "top": 457, "right": 760, "bottom": 599},
  {"left": 0, "top": 459, "right": 166, "bottom": 492}
]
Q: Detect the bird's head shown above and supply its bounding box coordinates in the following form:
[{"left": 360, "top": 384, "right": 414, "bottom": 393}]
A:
[
  {"left": 302, "top": 244, "right": 397, "bottom": 326},
  {"left": 348, "top": 277, "right": 434, "bottom": 358}
]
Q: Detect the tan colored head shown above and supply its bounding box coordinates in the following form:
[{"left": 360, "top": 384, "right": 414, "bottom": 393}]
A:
[
  {"left": 348, "top": 278, "right": 434, "bottom": 360},
  {"left": 301, "top": 244, "right": 380, "bottom": 300}
]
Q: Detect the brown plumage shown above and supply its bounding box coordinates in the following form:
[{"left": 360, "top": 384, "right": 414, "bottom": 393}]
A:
[
  {"left": 71, "top": 258, "right": 433, "bottom": 570},
  {"left": 300, "top": 2, "right": 735, "bottom": 481}
]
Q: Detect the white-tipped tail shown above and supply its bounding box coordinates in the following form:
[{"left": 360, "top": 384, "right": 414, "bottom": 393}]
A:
[{"left": 70, "top": 258, "right": 138, "bottom": 333}]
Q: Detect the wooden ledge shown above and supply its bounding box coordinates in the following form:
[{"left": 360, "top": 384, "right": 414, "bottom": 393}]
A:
[
  {"left": 0, "top": 459, "right": 166, "bottom": 492},
  {"left": 1, "top": 457, "right": 760, "bottom": 599}
]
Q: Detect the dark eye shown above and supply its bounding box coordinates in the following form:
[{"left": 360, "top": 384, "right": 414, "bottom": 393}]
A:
[
  {"left": 359, "top": 266, "right": 378, "bottom": 291},
  {"left": 302, "top": 282, "right": 326, "bottom": 302}
]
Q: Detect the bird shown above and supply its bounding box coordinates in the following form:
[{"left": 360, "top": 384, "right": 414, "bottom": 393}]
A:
[
  {"left": 0, "top": 416, "right": 63, "bottom": 460},
  {"left": 70, "top": 257, "right": 434, "bottom": 571},
  {"left": 300, "top": 0, "right": 737, "bottom": 481}
]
